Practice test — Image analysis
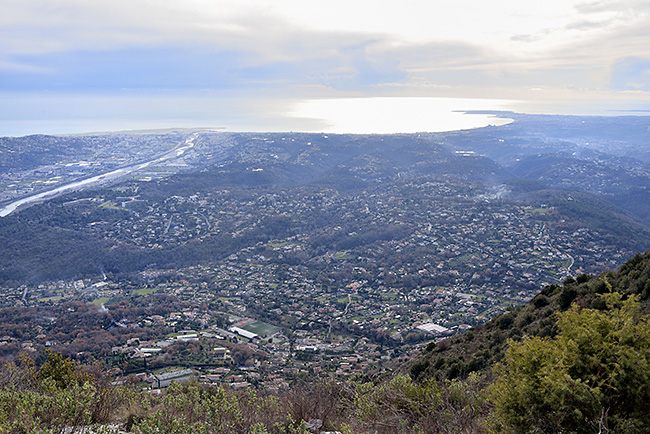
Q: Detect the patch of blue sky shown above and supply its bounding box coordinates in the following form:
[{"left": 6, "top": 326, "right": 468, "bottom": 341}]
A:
[{"left": 0, "top": 48, "right": 249, "bottom": 91}]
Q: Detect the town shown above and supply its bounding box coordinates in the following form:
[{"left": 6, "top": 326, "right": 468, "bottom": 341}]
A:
[
  {"left": 1, "top": 122, "right": 648, "bottom": 391},
  {"left": 0, "top": 175, "right": 632, "bottom": 390}
]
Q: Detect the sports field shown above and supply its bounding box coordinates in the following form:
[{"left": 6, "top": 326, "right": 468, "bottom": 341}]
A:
[{"left": 240, "top": 321, "right": 280, "bottom": 337}]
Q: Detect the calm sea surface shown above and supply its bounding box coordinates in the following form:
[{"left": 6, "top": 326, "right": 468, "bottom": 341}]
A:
[
  {"left": 0, "top": 95, "right": 513, "bottom": 137},
  {"left": 2, "top": 94, "right": 648, "bottom": 137}
]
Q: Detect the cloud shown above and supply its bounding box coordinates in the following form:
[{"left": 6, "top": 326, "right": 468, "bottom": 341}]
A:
[
  {"left": 566, "top": 20, "right": 608, "bottom": 30},
  {"left": 2, "top": 0, "right": 650, "bottom": 105},
  {"left": 575, "top": 0, "right": 650, "bottom": 14},
  {"left": 510, "top": 34, "right": 539, "bottom": 43}
]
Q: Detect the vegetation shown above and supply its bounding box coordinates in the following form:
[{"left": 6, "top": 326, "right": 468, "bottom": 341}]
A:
[
  {"left": 0, "top": 351, "right": 130, "bottom": 433},
  {"left": 2, "top": 252, "right": 650, "bottom": 433},
  {"left": 409, "top": 251, "right": 650, "bottom": 382},
  {"left": 0, "top": 353, "right": 491, "bottom": 434},
  {"left": 491, "top": 292, "right": 650, "bottom": 433}
]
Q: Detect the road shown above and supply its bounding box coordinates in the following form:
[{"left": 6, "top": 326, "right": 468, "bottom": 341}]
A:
[{"left": 0, "top": 134, "right": 198, "bottom": 217}]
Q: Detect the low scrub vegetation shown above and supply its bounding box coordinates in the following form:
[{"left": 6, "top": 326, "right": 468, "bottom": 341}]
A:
[{"left": 0, "top": 353, "right": 492, "bottom": 433}]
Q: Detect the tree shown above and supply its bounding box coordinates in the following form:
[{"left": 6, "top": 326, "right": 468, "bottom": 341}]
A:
[
  {"left": 38, "top": 350, "right": 79, "bottom": 389},
  {"left": 490, "top": 292, "right": 650, "bottom": 433}
]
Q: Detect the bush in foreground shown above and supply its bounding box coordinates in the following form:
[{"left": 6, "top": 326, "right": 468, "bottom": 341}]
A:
[
  {"left": 491, "top": 292, "right": 650, "bottom": 433},
  {"left": 0, "top": 351, "right": 132, "bottom": 433}
]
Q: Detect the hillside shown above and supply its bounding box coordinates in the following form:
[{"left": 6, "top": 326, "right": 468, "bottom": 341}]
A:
[
  {"left": 409, "top": 250, "right": 650, "bottom": 382},
  {"left": 3, "top": 116, "right": 650, "bottom": 288},
  {"left": 1, "top": 251, "right": 650, "bottom": 433},
  {"left": 2, "top": 122, "right": 650, "bottom": 395}
]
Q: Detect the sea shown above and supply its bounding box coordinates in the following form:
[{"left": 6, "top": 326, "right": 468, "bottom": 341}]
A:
[{"left": 1, "top": 93, "right": 649, "bottom": 137}]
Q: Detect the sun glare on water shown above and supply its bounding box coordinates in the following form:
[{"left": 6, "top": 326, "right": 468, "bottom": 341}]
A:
[{"left": 289, "top": 97, "right": 514, "bottom": 134}]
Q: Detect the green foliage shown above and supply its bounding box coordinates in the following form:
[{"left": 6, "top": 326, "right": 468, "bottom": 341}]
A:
[
  {"left": 124, "top": 375, "right": 492, "bottom": 434},
  {"left": 490, "top": 293, "right": 650, "bottom": 433},
  {"left": 132, "top": 381, "right": 286, "bottom": 434},
  {"left": 0, "top": 352, "right": 135, "bottom": 433},
  {"left": 343, "top": 374, "right": 490, "bottom": 434},
  {"left": 38, "top": 350, "right": 80, "bottom": 389}
]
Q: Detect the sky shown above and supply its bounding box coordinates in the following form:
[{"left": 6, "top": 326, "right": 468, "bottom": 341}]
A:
[{"left": 2, "top": 0, "right": 650, "bottom": 135}]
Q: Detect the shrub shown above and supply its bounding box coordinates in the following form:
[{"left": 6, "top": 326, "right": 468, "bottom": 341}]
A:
[
  {"left": 0, "top": 352, "right": 134, "bottom": 433},
  {"left": 491, "top": 293, "right": 650, "bottom": 433}
]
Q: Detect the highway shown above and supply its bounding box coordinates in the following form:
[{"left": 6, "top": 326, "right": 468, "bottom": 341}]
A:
[{"left": 0, "top": 134, "right": 197, "bottom": 217}]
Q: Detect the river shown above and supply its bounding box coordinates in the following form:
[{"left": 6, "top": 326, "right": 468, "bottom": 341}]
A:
[{"left": 0, "top": 133, "right": 197, "bottom": 217}]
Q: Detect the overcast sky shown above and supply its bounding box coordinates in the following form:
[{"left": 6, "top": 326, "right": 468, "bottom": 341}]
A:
[{"left": 2, "top": 0, "right": 650, "bottom": 135}]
